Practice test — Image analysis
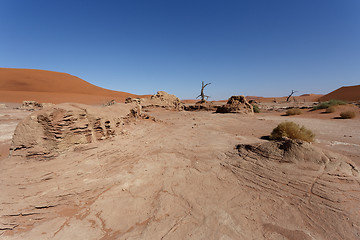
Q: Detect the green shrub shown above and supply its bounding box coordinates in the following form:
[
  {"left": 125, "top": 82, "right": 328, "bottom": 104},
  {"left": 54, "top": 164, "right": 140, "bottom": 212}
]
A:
[
  {"left": 325, "top": 106, "right": 336, "bottom": 113},
  {"left": 312, "top": 99, "right": 347, "bottom": 110},
  {"left": 286, "top": 108, "right": 301, "bottom": 116},
  {"left": 340, "top": 111, "right": 356, "bottom": 119},
  {"left": 270, "top": 121, "right": 315, "bottom": 142},
  {"left": 251, "top": 104, "right": 260, "bottom": 113}
]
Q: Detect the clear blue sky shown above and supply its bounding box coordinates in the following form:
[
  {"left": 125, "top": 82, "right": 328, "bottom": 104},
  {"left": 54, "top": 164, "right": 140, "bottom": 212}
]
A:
[{"left": 1, "top": 0, "right": 359, "bottom": 99}]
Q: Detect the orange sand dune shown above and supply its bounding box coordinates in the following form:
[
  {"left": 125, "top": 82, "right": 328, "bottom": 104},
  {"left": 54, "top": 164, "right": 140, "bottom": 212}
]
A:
[
  {"left": 0, "top": 68, "right": 149, "bottom": 104},
  {"left": 319, "top": 85, "right": 360, "bottom": 102}
]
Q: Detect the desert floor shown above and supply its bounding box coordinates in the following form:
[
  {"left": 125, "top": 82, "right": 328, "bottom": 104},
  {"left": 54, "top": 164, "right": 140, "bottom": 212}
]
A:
[{"left": 0, "top": 103, "right": 359, "bottom": 239}]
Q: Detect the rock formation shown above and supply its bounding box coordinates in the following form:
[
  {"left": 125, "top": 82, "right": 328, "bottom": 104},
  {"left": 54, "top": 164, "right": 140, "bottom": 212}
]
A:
[
  {"left": 126, "top": 91, "right": 184, "bottom": 111},
  {"left": 223, "top": 139, "right": 360, "bottom": 239},
  {"left": 19, "top": 101, "right": 43, "bottom": 111},
  {"left": 216, "top": 95, "right": 254, "bottom": 114},
  {"left": 18, "top": 101, "right": 54, "bottom": 111},
  {"left": 184, "top": 100, "right": 217, "bottom": 111},
  {"left": 10, "top": 103, "right": 148, "bottom": 160}
]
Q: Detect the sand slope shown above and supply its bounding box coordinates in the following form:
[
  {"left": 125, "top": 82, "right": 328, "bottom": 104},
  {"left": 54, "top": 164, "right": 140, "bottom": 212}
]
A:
[
  {"left": 0, "top": 68, "right": 148, "bottom": 104},
  {"left": 319, "top": 85, "right": 360, "bottom": 102}
]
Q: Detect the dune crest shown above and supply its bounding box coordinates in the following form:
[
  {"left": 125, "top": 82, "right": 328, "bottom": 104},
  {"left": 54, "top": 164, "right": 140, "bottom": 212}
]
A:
[
  {"left": 0, "top": 68, "right": 148, "bottom": 104},
  {"left": 319, "top": 85, "right": 360, "bottom": 102}
]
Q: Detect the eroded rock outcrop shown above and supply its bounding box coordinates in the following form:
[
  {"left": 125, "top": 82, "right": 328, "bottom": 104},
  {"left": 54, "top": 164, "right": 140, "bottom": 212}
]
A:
[
  {"left": 223, "top": 139, "right": 360, "bottom": 239},
  {"left": 18, "top": 101, "right": 54, "bottom": 111},
  {"left": 1, "top": 111, "right": 359, "bottom": 239},
  {"left": 10, "top": 103, "right": 148, "bottom": 160},
  {"left": 184, "top": 100, "right": 218, "bottom": 111},
  {"left": 126, "top": 91, "right": 184, "bottom": 111},
  {"left": 216, "top": 95, "right": 254, "bottom": 114}
]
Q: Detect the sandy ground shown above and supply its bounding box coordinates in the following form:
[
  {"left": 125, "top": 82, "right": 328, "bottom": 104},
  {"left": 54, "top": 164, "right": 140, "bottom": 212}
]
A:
[{"left": 0, "top": 103, "right": 359, "bottom": 239}]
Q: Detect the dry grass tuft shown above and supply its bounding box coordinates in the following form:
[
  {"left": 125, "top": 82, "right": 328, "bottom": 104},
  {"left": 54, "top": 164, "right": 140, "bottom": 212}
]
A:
[
  {"left": 251, "top": 104, "right": 260, "bottom": 113},
  {"left": 286, "top": 108, "right": 302, "bottom": 116},
  {"left": 325, "top": 106, "right": 336, "bottom": 113},
  {"left": 270, "top": 121, "right": 315, "bottom": 142},
  {"left": 339, "top": 111, "right": 356, "bottom": 119}
]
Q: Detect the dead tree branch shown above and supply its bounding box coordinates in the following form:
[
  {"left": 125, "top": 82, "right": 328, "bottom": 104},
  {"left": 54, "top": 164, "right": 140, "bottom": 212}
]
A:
[
  {"left": 197, "top": 81, "right": 211, "bottom": 101},
  {"left": 286, "top": 90, "right": 297, "bottom": 102}
]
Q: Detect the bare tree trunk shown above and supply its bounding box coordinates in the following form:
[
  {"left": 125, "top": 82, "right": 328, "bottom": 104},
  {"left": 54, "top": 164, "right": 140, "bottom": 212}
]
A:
[
  {"left": 197, "top": 81, "right": 211, "bottom": 101},
  {"left": 286, "top": 90, "right": 297, "bottom": 102}
]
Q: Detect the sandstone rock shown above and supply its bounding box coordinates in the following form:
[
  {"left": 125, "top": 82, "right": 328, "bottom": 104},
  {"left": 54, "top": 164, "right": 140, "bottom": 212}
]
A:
[
  {"left": 10, "top": 103, "right": 147, "bottom": 160},
  {"left": 125, "top": 97, "right": 143, "bottom": 104},
  {"left": 41, "top": 103, "right": 55, "bottom": 108},
  {"left": 224, "top": 139, "right": 360, "bottom": 239},
  {"left": 216, "top": 95, "right": 254, "bottom": 114},
  {"left": 126, "top": 91, "right": 184, "bottom": 111},
  {"left": 18, "top": 101, "right": 54, "bottom": 111},
  {"left": 19, "top": 101, "right": 43, "bottom": 111},
  {"left": 184, "top": 100, "right": 217, "bottom": 111}
]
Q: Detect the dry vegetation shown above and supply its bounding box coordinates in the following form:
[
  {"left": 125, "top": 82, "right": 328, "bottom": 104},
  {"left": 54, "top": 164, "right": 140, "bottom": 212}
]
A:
[
  {"left": 251, "top": 103, "right": 260, "bottom": 113},
  {"left": 340, "top": 111, "right": 356, "bottom": 119},
  {"left": 285, "top": 108, "right": 302, "bottom": 115},
  {"left": 312, "top": 99, "right": 347, "bottom": 110},
  {"left": 270, "top": 121, "right": 315, "bottom": 142},
  {"left": 325, "top": 106, "right": 336, "bottom": 113}
]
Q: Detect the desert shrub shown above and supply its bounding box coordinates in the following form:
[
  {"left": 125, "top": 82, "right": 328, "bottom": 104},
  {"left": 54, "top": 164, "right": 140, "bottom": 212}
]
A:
[
  {"left": 312, "top": 99, "right": 347, "bottom": 110},
  {"left": 285, "top": 108, "right": 301, "bottom": 116},
  {"left": 339, "top": 111, "right": 356, "bottom": 119},
  {"left": 251, "top": 104, "right": 260, "bottom": 113},
  {"left": 325, "top": 106, "right": 336, "bottom": 113},
  {"left": 270, "top": 121, "right": 315, "bottom": 142}
]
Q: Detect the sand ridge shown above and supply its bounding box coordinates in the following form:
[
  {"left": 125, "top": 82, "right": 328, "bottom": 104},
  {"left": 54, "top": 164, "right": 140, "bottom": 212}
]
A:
[
  {"left": 319, "top": 85, "right": 360, "bottom": 102},
  {"left": 0, "top": 68, "right": 149, "bottom": 104}
]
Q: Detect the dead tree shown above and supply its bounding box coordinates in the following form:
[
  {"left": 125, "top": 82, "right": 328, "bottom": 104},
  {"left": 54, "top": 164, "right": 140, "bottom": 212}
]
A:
[
  {"left": 286, "top": 90, "right": 297, "bottom": 102},
  {"left": 197, "top": 81, "right": 211, "bottom": 102}
]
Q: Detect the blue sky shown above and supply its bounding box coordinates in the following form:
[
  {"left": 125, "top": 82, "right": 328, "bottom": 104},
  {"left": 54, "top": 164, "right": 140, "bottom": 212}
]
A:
[{"left": 1, "top": 0, "right": 359, "bottom": 99}]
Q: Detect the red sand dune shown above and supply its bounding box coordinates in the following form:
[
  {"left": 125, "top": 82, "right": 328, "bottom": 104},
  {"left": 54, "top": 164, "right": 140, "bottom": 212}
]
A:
[
  {"left": 0, "top": 68, "right": 149, "bottom": 104},
  {"left": 319, "top": 85, "right": 360, "bottom": 102}
]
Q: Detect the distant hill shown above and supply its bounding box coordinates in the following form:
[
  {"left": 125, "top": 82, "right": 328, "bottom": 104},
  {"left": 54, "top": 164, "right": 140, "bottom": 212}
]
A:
[
  {"left": 319, "top": 85, "right": 360, "bottom": 102},
  {"left": 0, "top": 68, "right": 148, "bottom": 104}
]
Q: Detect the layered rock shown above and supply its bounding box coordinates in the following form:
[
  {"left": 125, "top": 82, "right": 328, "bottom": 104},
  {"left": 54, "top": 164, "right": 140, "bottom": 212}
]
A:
[
  {"left": 216, "top": 95, "right": 254, "bottom": 114},
  {"left": 184, "top": 100, "right": 218, "bottom": 111},
  {"left": 10, "top": 103, "right": 146, "bottom": 160},
  {"left": 18, "top": 101, "right": 54, "bottom": 111},
  {"left": 126, "top": 91, "right": 184, "bottom": 111},
  {"left": 223, "top": 139, "right": 360, "bottom": 239}
]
